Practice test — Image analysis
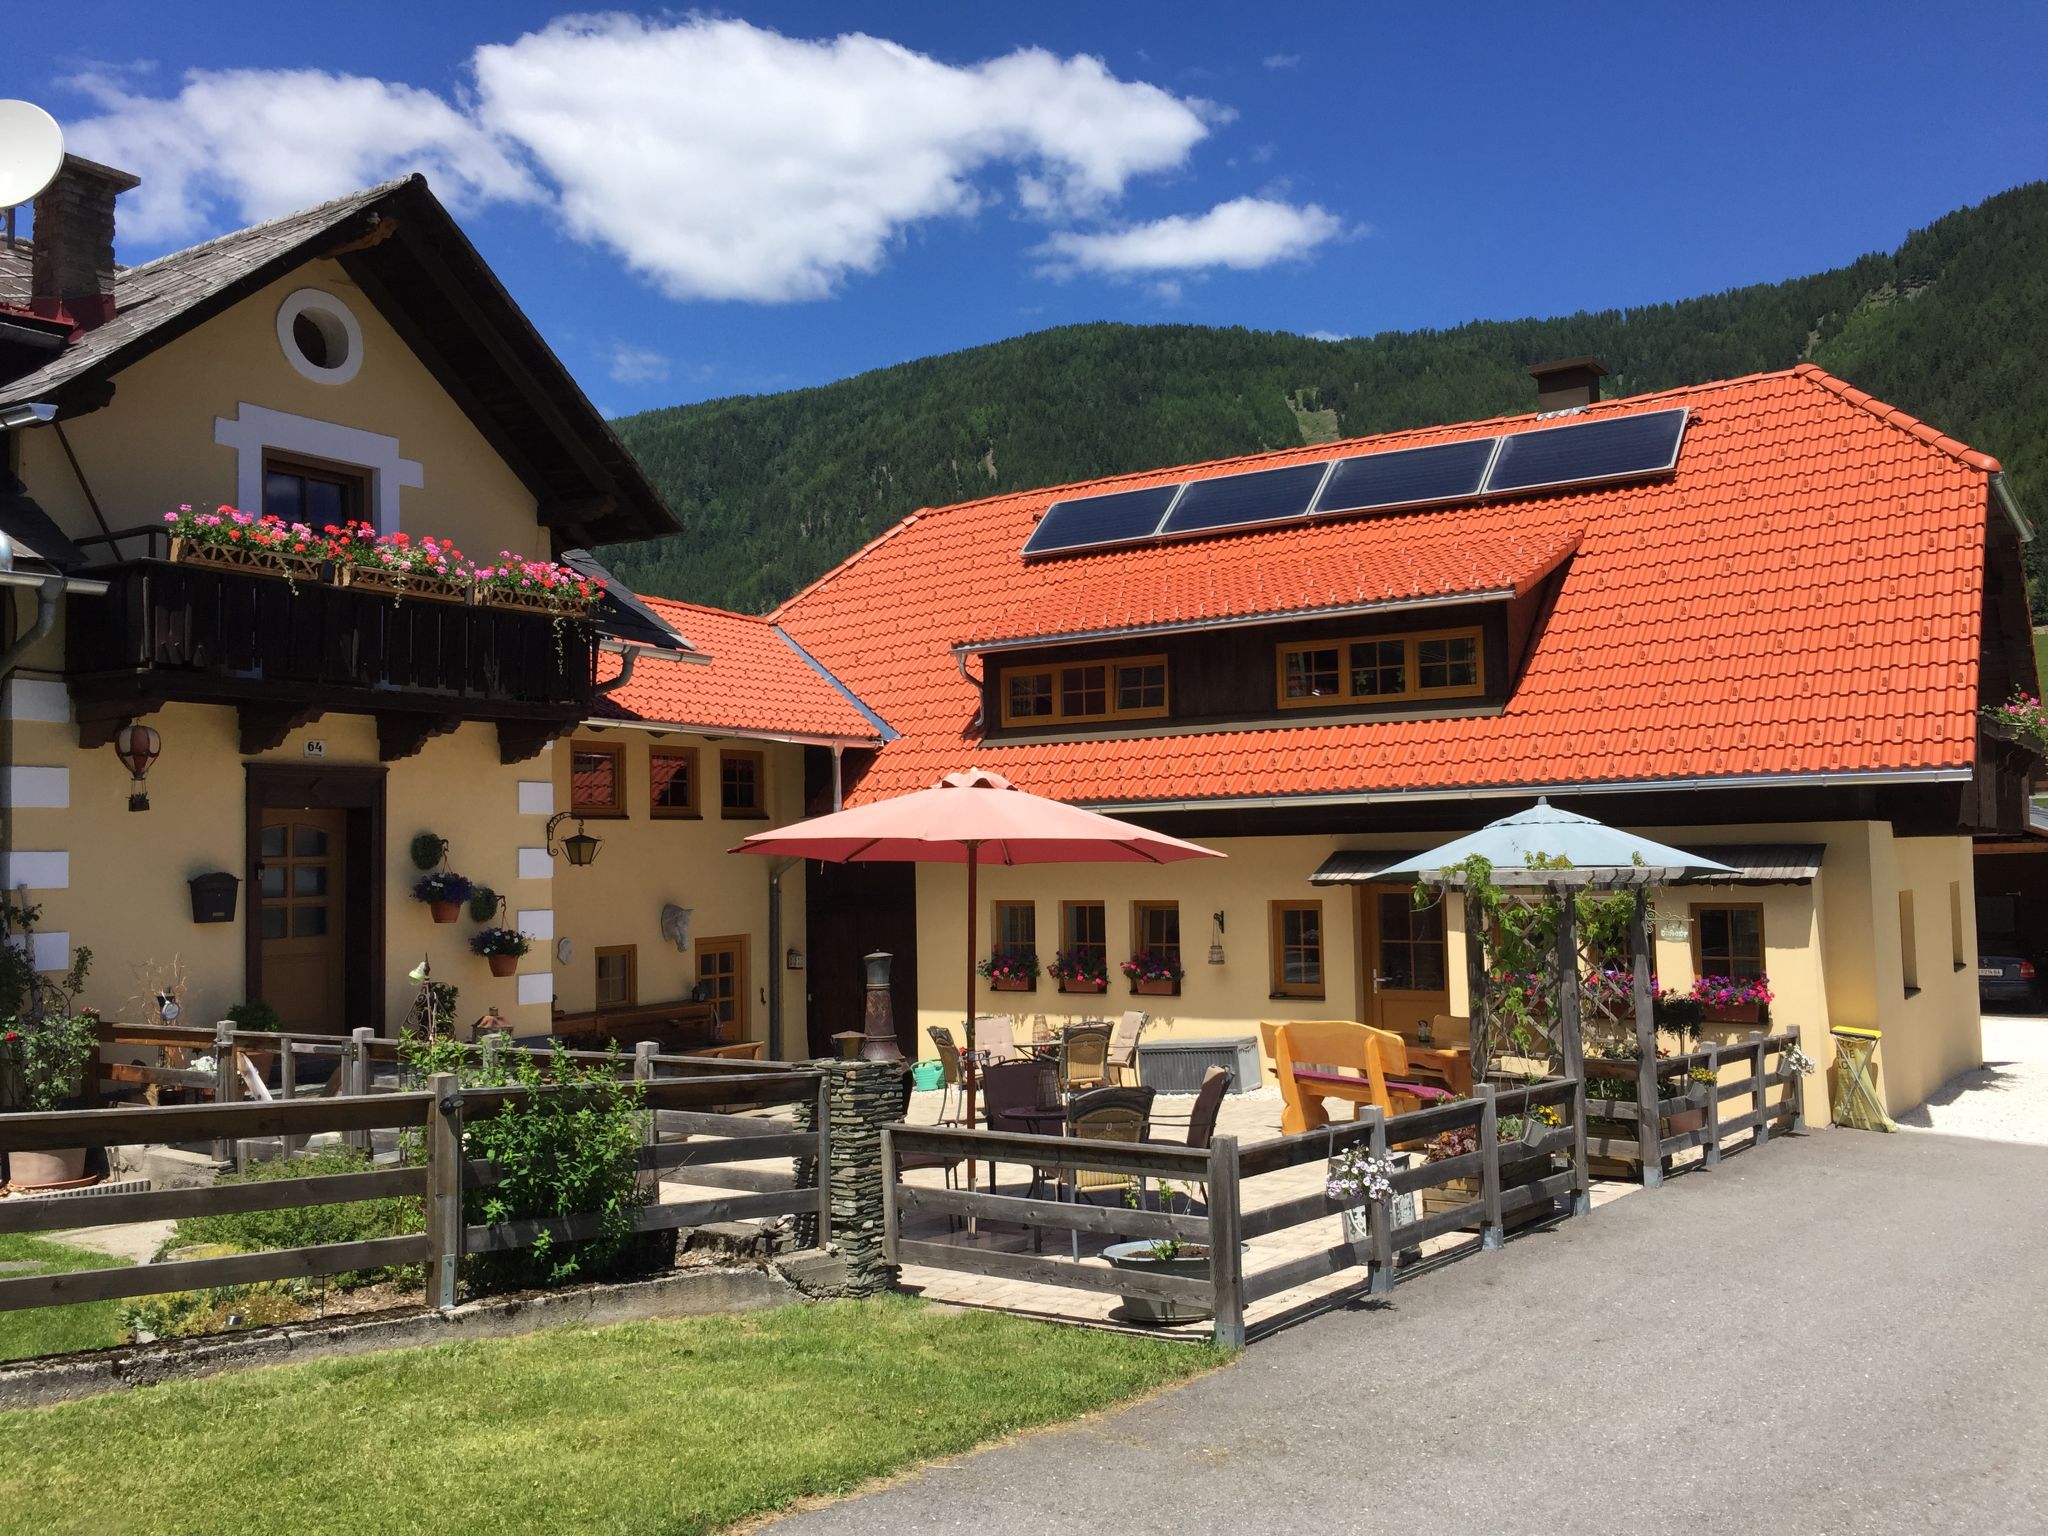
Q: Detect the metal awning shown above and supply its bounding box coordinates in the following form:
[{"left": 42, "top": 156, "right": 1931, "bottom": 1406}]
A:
[
  {"left": 1310, "top": 850, "right": 1425, "bottom": 886},
  {"left": 1677, "top": 844, "right": 1824, "bottom": 884}
]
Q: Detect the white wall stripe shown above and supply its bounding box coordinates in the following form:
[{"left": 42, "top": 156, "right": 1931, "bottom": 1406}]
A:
[
  {"left": 2, "top": 767, "right": 69, "bottom": 809},
  {"left": 516, "top": 972, "right": 554, "bottom": 1007},
  {"left": 516, "top": 908, "right": 554, "bottom": 940},
  {"left": 517, "top": 847, "right": 553, "bottom": 881},
  {"left": 4, "top": 680, "right": 71, "bottom": 724},
  {"left": 30, "top": 931, "right": 69, "bottom": 972},
  {"left": 517, "top": 781, "right": 554, "bottom": 816}
]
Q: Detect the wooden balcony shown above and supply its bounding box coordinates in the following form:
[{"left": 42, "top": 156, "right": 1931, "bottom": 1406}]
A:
[{"left": 65, "top": 558, "right": 596, "bottom": 762}]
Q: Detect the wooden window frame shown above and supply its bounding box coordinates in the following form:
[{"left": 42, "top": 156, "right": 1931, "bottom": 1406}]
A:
[
  {"left": 997, "top": 653, "right": 1170, "bottom": 728},
  {"left": 1270, "top": 899, "right": 1326, "bottom": 1000},
  {"left": 1274, "top": 625, "right": 1485, "bottom": 710},
  {"left": 991, "top": 900, "right": 1039, "bottom": 992},
  {"left": 696, "top": 934, "right": 750, "bottom": 1039},
  {"left": 569, "top": 740, "right": 627, "bottom": 818},
  {"left": 1130, "top": 899, "right": 1182, "bottom": 996},
  {"left": 261, "top": 449, "right": 369, "bottom": 524},
  {"left": 1689, "top": 902, "right": 1766, "bottom": 980},
  {"left": 1058, "top": 899, "right": 1108, "bottom": 994},
  {"left": 718, "top": 749, "right": 767, "bottom": 819},
  {"left": 594, "top": 944, "right": 638, "bottom": 1011},
  {"left": 649, "top": 744, "right": 701, "bottom": 819}
]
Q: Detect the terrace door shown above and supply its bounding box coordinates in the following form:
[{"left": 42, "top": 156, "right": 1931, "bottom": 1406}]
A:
[
  {"left": 1360, "top": 886, "right": 1450, "bottom": 1041},
  {"left": 697, "top": 936, "right": 748, "bottom": 1043},
  {"left": 257, "top": 809, "right": 347, "bottom": 1035}
]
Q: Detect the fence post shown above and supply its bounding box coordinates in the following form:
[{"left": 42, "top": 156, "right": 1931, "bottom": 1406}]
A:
[
  {"left": 1626, "top": 889, "right": 1661, "bottom": 1190},
  {"left": 212, "top": 1020, "right": 238, "bottom": 1168},
  {"left": 633, "top": 1040, "right": 659, "bottom": 1202},
  {"left": 814, "top": 1070, "right": 833, "bottom": 1252},
  {"left": 1364, "top": 1108, "right": 1394, "bottom": 1296},
  {"left": 1206, "top": 1134, "right": 1244, "bottom": 1349},
  {"left": 1786, "top": 1034, "right": 1807, "bottom": 1133},
  {"left": 1752, "top": 1035, "right": 1772, "bottom": 1149},
  {"left": 344, "top": 1027, "right": 373, "bottom": 1155},
  {"left": 878, "top": 1124, "right": 898, "bottom": 1264},
  {"left": 1477, "top": 1084, "right": 1504, "bottom": 1250},
  {"left": 1701, "top": 1042, "right": 1722, "bottom": 1167},
  {"left": 424, "top": 1071, "right": 463, "bottom": 1312},
  {"left": 1568, "top": 1074, "right": 1591, "bottom": 1217}
]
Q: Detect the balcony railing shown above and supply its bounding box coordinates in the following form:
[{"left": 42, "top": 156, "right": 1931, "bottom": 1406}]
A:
[{"left": 65, "top": 557, "right": 596, "bottom": 762}]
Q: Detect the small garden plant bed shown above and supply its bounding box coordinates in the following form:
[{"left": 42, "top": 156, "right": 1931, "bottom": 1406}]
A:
[{"left": 0, "top": 1297, "right": 1217, "bottom": 1535}]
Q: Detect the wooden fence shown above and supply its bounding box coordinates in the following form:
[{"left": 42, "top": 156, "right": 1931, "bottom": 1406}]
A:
[
  {"left": 0, "top": 1064, "right": 826, "bottom": 1320},
  {"left": 1584, "top": 1030, "right": 1805, "bottom": 1182},
  {"left": 882, "top": 1078, "right": 1588, "bottom": 1349}
]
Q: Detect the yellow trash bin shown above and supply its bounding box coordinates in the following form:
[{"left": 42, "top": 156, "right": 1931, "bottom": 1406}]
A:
[{"left": 1829, "top": 1026, "right": 1896, "bottom": 1132}]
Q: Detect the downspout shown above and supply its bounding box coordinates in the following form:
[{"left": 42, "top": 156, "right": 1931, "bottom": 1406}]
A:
[
  {"left": 955, "top": 649, "right": 984, "bottom": 731},
  {"left": 591, "top": 640, "right": 640, "bottom": 694}
]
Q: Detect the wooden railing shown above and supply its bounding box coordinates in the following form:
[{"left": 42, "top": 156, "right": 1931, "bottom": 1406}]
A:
[
  {"left": 0, "top": 1066, "right": 827, "bottom": 1320},
  {"left": 1584, "top": 1030, "right": 1804, "bottom": 1178}
]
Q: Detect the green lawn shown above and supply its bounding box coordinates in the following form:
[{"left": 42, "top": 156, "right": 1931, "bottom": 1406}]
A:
[
  {"left": 0, "top": 1233, "right": 130, "bottom": 1363},
  {"left": 0, "top": 1297, "right": 1219, "bottom": 1535}
]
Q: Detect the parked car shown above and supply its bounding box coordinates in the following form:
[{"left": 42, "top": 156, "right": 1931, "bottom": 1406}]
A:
[{"left": 1977, "top": 946, "right": 2040, "bottom": 1010}]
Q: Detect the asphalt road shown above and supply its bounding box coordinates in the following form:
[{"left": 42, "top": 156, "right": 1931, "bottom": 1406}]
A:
[{"left": 774, "top": 1124, "right": 2048, "bottom": 1535}]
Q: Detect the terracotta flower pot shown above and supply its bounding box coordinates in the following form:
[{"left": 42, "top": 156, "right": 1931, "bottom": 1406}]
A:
[
  {"left": 8, "top": 1146, "right": 90, "bottom": 1190},
  {"left": 429, "top": 901, "right": 460, "bottom": 924},
  {"left": 1132, "top": 977, "right": 1178, "bottom": 997},
  {"left": 991, "top": 976, "right": 1032, "bottom": 992},
  {"left": 1666, "top": 1108, "right": 1706, "bottom": 1134},
  {"left": 487, "top": 953, "right": 519, "bottom": 978},
  {"left": 1701, "top": 1002, "right": 1761, "bottom": 1025},
  {"left": 1059, "top": 978, "right": 1108, "bottom": 994}
]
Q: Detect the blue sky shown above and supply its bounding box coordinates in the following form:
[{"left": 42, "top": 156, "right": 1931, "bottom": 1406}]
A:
[{"left": 6, "top": 4, "right": 2046, "bottom": 416}]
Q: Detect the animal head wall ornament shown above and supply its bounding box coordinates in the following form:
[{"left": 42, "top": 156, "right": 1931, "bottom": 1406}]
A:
[{"left": 659, "top": 904, "right": 692, "bottom": 954}]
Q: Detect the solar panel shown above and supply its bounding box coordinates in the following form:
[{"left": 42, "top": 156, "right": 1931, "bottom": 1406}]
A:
[
  {"left": 1484, "top": 407, "right": 1688, "bottom": 496},
  {"left": 1312, "top": 437, "right": 1497, "bottom": 518},
  {"left": 1159, "top": 462, "right": 1329, "bottom": 537},
  {"left": 1021, "top": 483, "right": 1181, "bottom": 558}
]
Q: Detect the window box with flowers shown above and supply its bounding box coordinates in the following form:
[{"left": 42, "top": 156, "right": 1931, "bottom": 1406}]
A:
[
  {"left": 1120, "top": 950, "right": 1185, "bottom": 997},
  {"left": 1047, "top": 950, "right": 1108, "bottom": 994},
  {"left": 1693, "top": 975, "right": 1772, "bottom": 1025},
  {"left": 977, "top": 949, "right": 1040, "bottom": 993},
  {"left": 413, "top": 872, "right": 476, "bottom": 925},
  {"left": 327, "top": 521, "right": 472, "bottom": 603},
  {"left": 472, "top": 926, "right": 533, "bottom": 978},
  {"left": 472, "top": 553, "right": 604, "bottom": 620},
  {"left": 165, "top": 504, "right": 328, "bottom": 587}
]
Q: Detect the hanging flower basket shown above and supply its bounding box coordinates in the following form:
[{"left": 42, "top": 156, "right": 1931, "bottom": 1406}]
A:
[{"left": 168, "top": 535, "right": 326, "bottom": 586}]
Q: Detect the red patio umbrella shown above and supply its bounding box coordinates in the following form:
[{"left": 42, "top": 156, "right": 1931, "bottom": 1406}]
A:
[{"left": 730, "top": 769, "right": 1223, "bottom": 1127}]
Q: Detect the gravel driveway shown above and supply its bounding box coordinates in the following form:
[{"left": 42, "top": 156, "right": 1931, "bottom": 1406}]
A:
[{"left": 1898, "top": 1013, "right": 2048, "bottom": 1143}]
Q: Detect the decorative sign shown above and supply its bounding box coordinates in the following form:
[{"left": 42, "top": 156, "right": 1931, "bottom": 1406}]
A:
[{"left": 1655, "top": 914, "right": 1692, "bottom": 943}]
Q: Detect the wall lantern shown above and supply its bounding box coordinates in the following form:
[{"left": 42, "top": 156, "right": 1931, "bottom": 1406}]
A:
[
  {"left": 786, "top": 947, "right": 805, "bottom": 970},
  {"left": 113, "top": 722, "right": 161, "bottom": 811},
  {"left": 545, "top": 812, "right": 603, "bottom": 867},
  {"left": 1207, "top": 910, "right": 1227, "bottom": 966}
]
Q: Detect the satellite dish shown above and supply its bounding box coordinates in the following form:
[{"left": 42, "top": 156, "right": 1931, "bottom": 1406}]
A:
[{"left": 0, "top": 100, "right": 64, "bottom": 209}]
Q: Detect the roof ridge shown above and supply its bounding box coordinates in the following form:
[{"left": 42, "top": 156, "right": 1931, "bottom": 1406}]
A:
[
  {"left": 124, "top": 177, "right": 416, "bottom": 276},
  {"left": 1789, "top": 362, "right": 2002, "bottom": 472},
  {"left": 769, "top": 512, "right": 924, "bottom": 623},
  {"left": 638, "top": 591, "right": 775, "bottom": 624}
]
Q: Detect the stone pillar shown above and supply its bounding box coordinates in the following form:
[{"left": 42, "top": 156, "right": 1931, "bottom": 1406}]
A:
[{"left": 791, "top": 1058, "right": 902, "bottom": 1295}]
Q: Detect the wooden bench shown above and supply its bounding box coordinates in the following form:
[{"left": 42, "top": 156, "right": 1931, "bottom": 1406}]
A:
[
  {"left": 1267, "top": 1019, "right": 1458, "bottom": 1135},
  {"left": 551, "top": 1000, "right": 725, "bottom": 1053}
]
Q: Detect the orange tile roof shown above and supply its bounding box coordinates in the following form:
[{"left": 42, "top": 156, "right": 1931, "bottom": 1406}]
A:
[
  {"left": 775, "top": 365, "right": 2003, "bottom": 806},
  {"left": 594, "top": 595, "right": 882, "bottom": 743}
]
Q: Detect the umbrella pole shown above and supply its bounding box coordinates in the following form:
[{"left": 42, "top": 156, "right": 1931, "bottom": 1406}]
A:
[{"left": 964, "top": 841, "right": 981, "bottom": 1204}]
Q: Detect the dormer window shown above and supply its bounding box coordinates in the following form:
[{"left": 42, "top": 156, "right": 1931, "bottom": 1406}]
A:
[
  {"left": 999, "top": 654, "right": 1169, "bottom": 728},
  {"left": 1277, "top": 627, "right": 1484, "bottom": 709}
]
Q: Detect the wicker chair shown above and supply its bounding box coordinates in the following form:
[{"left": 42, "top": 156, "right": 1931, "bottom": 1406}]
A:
[
  {"left": 1035, "top": 1085, "right": 1156, "bottom": 1252},
  {"left": 974, "top": 1013, "right": 1022, "bottom": 1062},
  {"left": 1106, "top": 1011, "right": 1148, "bottom": 1086},
  {"left": 1059, "top": 1022, "right": 1114, "bottom": 1094},
  {"left": 926, "top": 1028, "right": 966, "bottom": 1124}
]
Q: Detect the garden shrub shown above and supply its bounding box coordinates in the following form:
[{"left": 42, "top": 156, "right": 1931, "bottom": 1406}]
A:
[{"left": 160, "top": 1146, "right": 421, "bottom": 1288}]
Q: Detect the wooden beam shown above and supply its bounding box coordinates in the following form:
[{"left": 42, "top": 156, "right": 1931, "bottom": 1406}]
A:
[
  {"left": 376, "top": 710, "right": 462, "bottom": 763},
  {"left": 497, "top": 717, "right": 565, "bottom": 765},
  {"left": 239, "top": 700, "right": 323, "bottom": 755}
]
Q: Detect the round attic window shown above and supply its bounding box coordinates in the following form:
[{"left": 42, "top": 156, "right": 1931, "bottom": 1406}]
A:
[{"left": 276, "top": 288, "right": 363, "bottom": 385}]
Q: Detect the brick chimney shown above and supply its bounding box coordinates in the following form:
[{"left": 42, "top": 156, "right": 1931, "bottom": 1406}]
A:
[
  {"left": 1527, "top": 355, "right": 1608, "bottom": 413},
  {"left": 30, "top": 154, "right": 142, "bottom": 332}
]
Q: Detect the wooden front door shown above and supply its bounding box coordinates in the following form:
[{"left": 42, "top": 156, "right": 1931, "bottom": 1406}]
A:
[
  {"left": 257, "top": 809, "right": 347, "bottom": 1034},
  {"left": 1360, "top": 885, "right": 1450, "bottom": 1039},
  {"left": 697, "top": 936, "right": 748, "bottom": 1042}
]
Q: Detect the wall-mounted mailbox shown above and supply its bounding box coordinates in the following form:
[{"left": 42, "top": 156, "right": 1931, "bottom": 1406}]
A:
[{"left": 189, "top": 871, "right": 240, "bottom": 924}]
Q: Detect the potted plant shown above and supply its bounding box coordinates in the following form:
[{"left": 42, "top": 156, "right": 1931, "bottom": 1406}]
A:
[
  {"left": 1653, "top": 988, "right": 1706, "bottom": 1044},
  {"left": 1667, "top": 1065, "right": 1716, "bottom": 1135},
  {"left": 1046, "top": 949, "right": 1108, "bottom": 994},
  {"left": 470, "top": 552, "right": 604, "bottom": 619},
  {"left": 1692, "top": 974, "right": 1772, "bottom": 1026},
  {"left": 1120, "top": 949, "right": 1185, "bottom": 997},
  {"left": 1103, "top": 1182, "right": 1215, "bottom": 1325},
  {"left": 2, "top": 1012, "right": 103, "bottom": 1188},
  {"left": 413, "top": 871, "right": 476, "bottom": 925},
  {"left": 471, "top": 926, "right": 532, "bottom": 978},
  {"left": 161, "top": 504, "right": 327, "bottom": 588},
  {"left": 1417, "top": 1113, "right": 1556, "bottom": 1221},
  {"left": 976, "top": 949, "right": 1040, "bottom": 993}
]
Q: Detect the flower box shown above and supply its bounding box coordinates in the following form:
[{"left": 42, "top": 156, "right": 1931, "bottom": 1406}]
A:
[
  {"left": 1419, "top": 1154, "right": 1555, "bottom": 1224},
  {"left": 990, "top": 976, "right": 1033, "bottom": 993},
  {"left": 475, "top": 585, "right": 599, "bottom": 619},
  {"left": 336, "top": 566, "right": 471, "bottom": 604},
  {"left": 1701, "top": 1002, "right": 1760, "bottom": 1025},
  {"left": 169, "top": 536, "right": 326, "bottom": 586},
  {"left": 1132, "top": 977, "right": 1178, "bottom": 997},
  {"left": 1059, "top": 978, "right": 1108, "bottom": 995}
]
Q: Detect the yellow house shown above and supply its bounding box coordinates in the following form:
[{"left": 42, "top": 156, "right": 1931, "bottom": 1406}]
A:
[
  {"left": 774, "top": 359, "right": 2040, "bottom": 1117},
  {"left": 0, "top": 159, "right": 720, "bottom": 1039}
]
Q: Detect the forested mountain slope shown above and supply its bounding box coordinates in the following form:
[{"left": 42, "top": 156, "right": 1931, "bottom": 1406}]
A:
[{"left": 606, "top": 182, "right": 2048, "bottom": 616}]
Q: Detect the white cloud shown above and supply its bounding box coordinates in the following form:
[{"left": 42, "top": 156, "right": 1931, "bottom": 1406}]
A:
[
  {"left": 1263, "top": 53, "right": 1302, "bottom": 70},
  {"left": 1035, "top": 196, "right": 1345, "bottom": 277},
  {"left": 606, "top": 342, "right": 669, "bottom": 385},
  {"left": 62, "top": 67, "right": 541, "bottom": 244},
  {"left": 62, "top": 15, "right": 1228, "bottom": 303},
  {"left": 1306, "top": 329, "right": 1349, "bottom": 342}
]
